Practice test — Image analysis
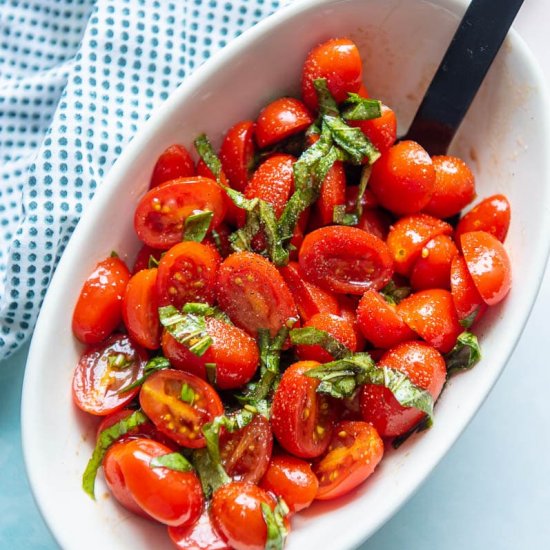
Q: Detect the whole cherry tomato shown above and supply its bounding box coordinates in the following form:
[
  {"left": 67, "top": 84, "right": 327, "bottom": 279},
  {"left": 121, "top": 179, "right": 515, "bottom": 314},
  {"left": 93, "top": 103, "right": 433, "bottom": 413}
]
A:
[
  {"left": 168, "top": 510, "right": 231, "bottom": 550},
  {"left": 350, "top": 103, "right": 397, "bottom": 153},
  {"left": 450, "top": 254, "right": 487, "bottom": 324},
  {"left": 219, "top": 120, "right": 256, "bottom": 193},
  {"left": 337, "top": 295, "right": 366, "bottom": 351},
  {"left": 315, "top": 161, "right": 346, "bottom": 226},
  {"left": 150, "top": 144, "right": 195, "bottom": 188}
]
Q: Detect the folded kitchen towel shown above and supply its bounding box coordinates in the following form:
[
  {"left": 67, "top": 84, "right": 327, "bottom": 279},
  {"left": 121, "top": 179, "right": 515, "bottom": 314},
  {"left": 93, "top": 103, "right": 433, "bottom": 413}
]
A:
[{"left": 0, "top": 0, "right": 285, "bottom": 362}]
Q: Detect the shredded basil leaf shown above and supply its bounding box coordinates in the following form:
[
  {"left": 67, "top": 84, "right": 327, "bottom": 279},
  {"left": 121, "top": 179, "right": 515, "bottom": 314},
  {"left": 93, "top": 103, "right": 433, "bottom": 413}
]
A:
[
  {"left": 445, "top": 331, "right": 481, "bottom": 376},
  {"left": 117, "top": 356, "right": 170, "bottom": 394},
  {"left": 106, "top": 352, "right": 133, "bottom": 370},
  {"left": 333, "top": 165, "right": 372, "bottom": 225},
  {"left": 192, "top": 448, "right": 231, "bottom": 499},
  {"left": 150, "top": 452, "right": 194, "bottom": 472},
  {"left": 183, "top": 210, "right": 214, "bottom": 242},
  {"left": 262, "top": 499, "right": 290, "bottom": 550},
  {"left": 110, "top": 250, "right": 119, "bottom": 258},
  {"left": 182, "top": 302, "right": 231, "bottom": 323},
  {"left": 180, "top": 383, "right": 196, "bottom": 405},
  {"left": 289, "top": 326, "right": 351, "bottom": 360},
  {"left": 148, "top": 254, "right": 161, "bottom": 269},
  {"left": 459, "top": 309, "right": 479, "bottom": 329},
  {"left": 392, "top": 416, "right": 433, "bottom": 449},
  {"left": 380, "top": 280, "right": 412, "bottom": 306},
  {"left": 194, "top": 134, "right": 223, "bottom": 180},
  {"left": 341, "top": 94, "right": 382, "bottom": 121},
  {"left": 313, "top": 78, "right": 340, "bottom": 117},
  {"left": 205, "top": 362, "right": 217, "bottom": 385}
]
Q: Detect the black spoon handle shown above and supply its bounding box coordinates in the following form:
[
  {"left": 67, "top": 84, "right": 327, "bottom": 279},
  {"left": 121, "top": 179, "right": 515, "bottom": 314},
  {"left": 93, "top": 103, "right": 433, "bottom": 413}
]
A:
[{"left": 403, "top": 0, "right": 524, "bottom": 155}]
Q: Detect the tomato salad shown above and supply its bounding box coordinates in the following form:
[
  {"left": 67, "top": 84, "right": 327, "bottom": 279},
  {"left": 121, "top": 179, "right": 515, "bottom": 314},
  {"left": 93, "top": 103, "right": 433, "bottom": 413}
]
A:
[{"left": 72, "top": 37, "right": 512, "bottom": 550}]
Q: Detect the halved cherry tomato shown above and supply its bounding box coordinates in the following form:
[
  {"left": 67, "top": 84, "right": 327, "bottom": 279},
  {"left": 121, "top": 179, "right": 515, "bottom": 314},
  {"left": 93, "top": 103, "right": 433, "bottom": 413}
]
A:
[
  {"left": 455, "top": 194, "right": 511, "bottom": 244},
  {"left": 111, "top": 438, "right": 204, "bottom": 526},
  {"left": 156, "top": 241, "right": 221, "bottom": 309},
  {"left": 357, "top": 207, "right": 392, "bottom": 240},
  {"left": 161, "top": 317, "right": 259, "bottom": 390},
  {"left": 210, "top": 482, "right": 282, "bottom": 550},
  {"left": 296, "top": 312, "right": 357, "bottom": 363},
  {"left": 168, "top": 510, "right": 231, "bottom": 550},
  {"left": 150, "top": 144, "right": 195, "bottom": 188},
  {"left": 72, "top": 256, "right": 131, "bottom": 344},
  {"left": 301, "top": 37, "right": 363, "bottom": 111},
  {"left": 422, "top": 155, "right": 476, "bottom": 218},
  {"left": 461, "top": 230, "right": 512, "bottom": 306},
  {"left": 360, "top": 341, "right": 446, "bottom": 437},
  {"left": 220, "top": 120, "right": 256, "bottom": 193},
  {"left": 350, "top": 103, "right": 397, "bottom": 153},
  {"left": 122, "top": 268, "right": 161, "bottom": 350},
  {"left": 410, "top": 234, "right": 459, "bottom": 291},
  {"left": 337, "top": 295, "right": 366, "bottom": 351},
  {"left": 386, "top": 213, "right": 453, "bottom": 276},
  {"left": 397, "top": 289, "right": 462, "bottom": 353},
  {"left": 255, "top": 97, "right": 313, "bottom": 148},
  {"left": 139, "top": 369, "right": 224, "bottom": 448},
  {"left": 271, "top": 361, "right": 336, "bottom": 458},
  {"left": 369, "top": 141, "right": 435, "bottom": 215},
  {"left": 216, "top": 251, "right": 298, "bottom": 338},
  {"left": 132, "top": 244, "right": 164, "bottom": 274},
  {"left": 450, "top": 255, "right": 487, "bottom": 323},
  {"left": 260, "top": 454, "right": 319, "bottom": 513},
  {"left": 72, "top": 334, "right": 147, "bottom": 415},
  {"left": 357, "top": 290, "right": 416, "bottom": 349},
  {"left": 220, "top": 414, "right": 273, "bottom": 483},
  {"left": 313, "top": 420, "right": 384, "bottom": 500},
  {"left": 315, "top": 161, "right": 346, "bottom": 226},
  {"left": 299, "top": 226, "right": 393, "bottom": 294},
  {"left": 134, "top": 177, "right": 226, "bottom": 250}
]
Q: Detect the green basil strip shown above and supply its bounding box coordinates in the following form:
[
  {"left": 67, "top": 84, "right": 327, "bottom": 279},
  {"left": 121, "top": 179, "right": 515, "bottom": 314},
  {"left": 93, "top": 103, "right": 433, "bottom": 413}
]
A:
[
  {"left": 110, "top": 250, "right": 119, "bottom": 258},
  {"left": 150, "top": 452, "right": 194, "bottom": 472},
  {"left": 82, "top": 410, "right": 149, "bottom": 499},
  {"left": 117, "top": 356, "right": 171, "bottom": 394},
  {"left": 289, "top": 327, "right": 351, "bottom": 360},
  {"left": 262, "top": 499, "right": 290, "bottom": 550},
  {"left": 148, "top": 254, "right": 161, "bottom": 269},
  {"left": 205, "top": 362, "right": 217, "bottom": 385},
  {"left": 392, "top": 416, "right": 433, "bottom": 450},
  {"left": 333, "top": 164, "right": 372, "bottom": 225},
  {"left": 380, "top": 280, "right": 412, "bottom": 306},
  {"left": 341, "top": 93, "right": 382, "bottom": 121},
  {"left": 194, "top": 133, "right": 223, "bottom": 179},
  {"left": 183, "top": 210, "right": 214, "bottom": 242},
  {"left": 192, "top": 448, "right": 231, "bottom": 499},
  {"left": 459, "top": 309, "right": 479, "bottom": 329},
  {"left": 182, "top": 302, "right": 232, "bottom": 323},
  {"left": 313, "top": 78, "right": 340, "bottom": 117},
  {"left": 107, "top": 352, "right": 133, "bottom": 370},
  {"left": 445, "top": 331, "right": 481, "bottom": 376},
  {"left": 159, "top": 305, "right": 212, "bottom": 357}
]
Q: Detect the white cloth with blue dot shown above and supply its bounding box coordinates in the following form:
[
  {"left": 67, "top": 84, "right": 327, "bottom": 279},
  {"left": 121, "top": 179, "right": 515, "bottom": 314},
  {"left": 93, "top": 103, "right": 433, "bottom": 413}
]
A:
[{"left": 0, "top": 0, "right": 285, "bottom": 361}]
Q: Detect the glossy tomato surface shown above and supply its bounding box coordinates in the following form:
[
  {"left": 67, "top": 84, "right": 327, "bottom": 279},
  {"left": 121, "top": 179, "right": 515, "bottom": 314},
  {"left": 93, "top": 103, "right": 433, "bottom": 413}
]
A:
[
  {"left": 219, "top": 120, "right": 256, "bottom": 193},
  {"left": 168, "top": 510, "right": 231, "bottom": 550},
  {"left": 150, "top": 144, "right": 195, "bottom": 188}
]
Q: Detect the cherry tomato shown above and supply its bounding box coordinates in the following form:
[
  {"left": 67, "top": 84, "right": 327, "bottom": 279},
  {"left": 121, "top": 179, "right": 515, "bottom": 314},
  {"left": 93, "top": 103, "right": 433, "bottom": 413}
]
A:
[
  {"left": 168, "top": 510, "right": 231, "bottom": 550},
  {"left": 111, "top": 438, "right": 204, "bottom": 526},
  {"left": 210, "top": 482, "right": 281, "bottom": 550},
  {"left": 72, "top": 334, "right": 147, "bottom": 416},
  {"left": 139, "top": 369, "right": 224, "bottom": 448},
  {"left": 450, "top": 254, "right": 487, "bottom": 323},
  {"left": 422, "top": 155, "right": 476, "bottom": 218},
  {"left": 337, "top": 295, "right": 366, "bottom": 351},
  {"left": 410, "top": 234, "right": 459, "bottom": 291},
  {"left": 296, "top": 312, "right": 357, "bottom": 363},
  {"left": 356, "top": 207, "right": 392, "bottom": 240},
  {"left": 301, "top": 38, "right": 363, "bottom": 111},
  {"left": 360, "top": 341, "right": 446, "bottom": 437},
  {"left": 345, "top": 186, "right": 379, "bottom": 211},
  {"left": 315, "top": 161, "right": 346, "bottom": 226},
  {"left": 161, "top": 317, "right": 259, "bottom": 390},
  {"left": 72, "top": 256, "right": 131, "bottom": 344},
  {"left": 455, "top": 194, "right": 511, "bottom": 244},
  {"left": 313, "top": 420, "right": 384, "bottom": 500},
  {"left": 369, "top": 141, "right": 435, "bottom": 215},
  {"left": 220, "top": 414, "right": 273, "bottom": 483},
  {"left": 216, "top": 252, "right": 298, "bottom": 338},
  {"left": 220, "top": 120, "right": 256, "bottom": 193},
  {"left": 350, "top": 103, "right": 397, "bottom": 153},
  {"left": 156, "top": 241, "right": 221, "bottom": 309},
  {"left": 271, "top": 361, "right": 336, "bottom": 458},
  {"left": 461, "top": 230, "right": 512, "bottom": 306},
  {"left": 397, "top": 289, "right": 462, "bottom": 353},
  {"left": 260, "top": 454, "right": 319, "bottom": 513},
  {"left": 134, "top": 177, "right": 226, "bottom": 250},
  {"left": 299, "top": 226, "right": 394, "bottom": 294},
  {"left": 150, "top": 144, "right": 195, "bottom": 188},
  {"left": 255, "top": 97, "right": 313, "bottom": 148},
  {"left": 122, "top": 268, "right": 161, "bottom": 350},
  {"left": 132, "top": 244, "right": 163, "bottom": 274},
  {"left": 356, "top": 290, "right": 416, "bottom": 349},
  {"left": 386, "top": 213, "right": 453, "bottom": 276}
]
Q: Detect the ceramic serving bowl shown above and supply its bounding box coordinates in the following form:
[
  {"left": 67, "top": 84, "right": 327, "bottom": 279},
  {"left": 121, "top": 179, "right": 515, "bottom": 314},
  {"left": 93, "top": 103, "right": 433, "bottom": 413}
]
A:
[{"left": 22, "top": 0, "right": 550, "bottom": 548}]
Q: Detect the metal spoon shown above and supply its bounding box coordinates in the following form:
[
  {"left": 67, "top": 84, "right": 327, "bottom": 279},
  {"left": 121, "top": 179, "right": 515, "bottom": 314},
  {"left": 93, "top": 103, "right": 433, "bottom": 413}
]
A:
[{"left": 402, "top": 0, "right": 525, "bottom": 155}]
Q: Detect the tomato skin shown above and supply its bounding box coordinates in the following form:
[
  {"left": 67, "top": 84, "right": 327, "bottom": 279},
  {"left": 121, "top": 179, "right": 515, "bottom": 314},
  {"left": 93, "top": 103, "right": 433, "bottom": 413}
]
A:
[
  {"left": 350, "top": 103, "right": 397, "bottom": 153},
  {"left": 299, "top": 226, "right": 394, "bottom": 295},
  {"left": 301, "top": 38, "right": 363, "bottom": 111},
  {"left": 260, "top": 454, "right": 319, "bottom": 513},
  {"left": 161, "top": 318, "right": 260, "bottom": 390},
  {"left": 150, "top": 144, "right": 195, "bottom": 188},
  {"left": 357, "top": 290, "right": 416, "bottom": 349},
  {"left": 203, "top": 222, "right": 233, "bottom": 259},
  {"left": 72, "top": 256, "right": 131, "bottom": 344},
  {"left": 134, "top": 177, "right": 226, "bottom": 250},
  {"left": 168, "top": 510, "right": 231, "bottom": 550},
  {"left": 313, "top": 421, "right": 384, "bottom": 500},
  {"left": 296, "top": 313, "right": 357, "bottom": 363},
  {"left": 397, "top": 289, "right": 462, "bottom": 353},
  {"left": 461, "top": 230, "right": 512, "bottom": 306},
  {"left": 255, "top": 97, "right": 313, "bottom": 148},
  {"left": 386, "top": 214, "right": 453, "bottom": 276},
  {"left": 72, "top": 334, "right": 147, "bottom": 415},
  {"left": 314, "top": 161, "right": 346, "bottom": 226},
  {"left": 114, "top": 438, "right": 204, "bottom": 527},
  {"left": 369, "top": 141, "right": 435, "bottom": 215},
  {"left": 132, "top": 244, "right": 163, "bottom": 274},
  {"left": 122, "top": 268, "right": 161, "bottom": 350},
  {"left": 210, "top": 483, "right": 280, "bottom": 550},
  {"left": 360, "top": 341, "right": 446, "bottom": 437},
  {"left": 410, "top": 234, "right": 459, "bottom": 291},
  {"left": 220, "top": 120, "right": 256, "bottom": 193},
  {"left": 450, "top": 254, "right": 487, "bottom": 323},
  {"left": 139, "top": 369, "right": 224, "bottom": 448},
  {"left": 337, "top": 295, "right": 366, "bottom": 351},
  {"left": 356, "top": 207, "right": 392, "bottom": 241},
  {"left": 271, "top": 361, "right": 336, "bottom": 459},
  {"left": 422, "top": 155, "right": 476, "bottom": 218},
  {"left": 216, "top": 252, "right": 298, "bottom": 338},
  {"left": 156, "top": 241, "right": 221, "bottom": 310},
  {"left": 455, "top": 194, "right": 511, "bottom": 244}
]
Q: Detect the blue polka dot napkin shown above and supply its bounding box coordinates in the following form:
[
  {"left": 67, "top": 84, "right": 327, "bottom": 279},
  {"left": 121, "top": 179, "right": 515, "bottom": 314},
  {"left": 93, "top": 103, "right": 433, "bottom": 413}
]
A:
[{"left": 0, "top": 0, "right": 284, "bottom": 361}]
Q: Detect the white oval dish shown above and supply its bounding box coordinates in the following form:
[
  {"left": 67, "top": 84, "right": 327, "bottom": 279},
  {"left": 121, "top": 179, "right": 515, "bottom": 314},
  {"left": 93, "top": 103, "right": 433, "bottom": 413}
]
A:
[{"left": 22, "top": 0, "right": 550, "bottom": 549}]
